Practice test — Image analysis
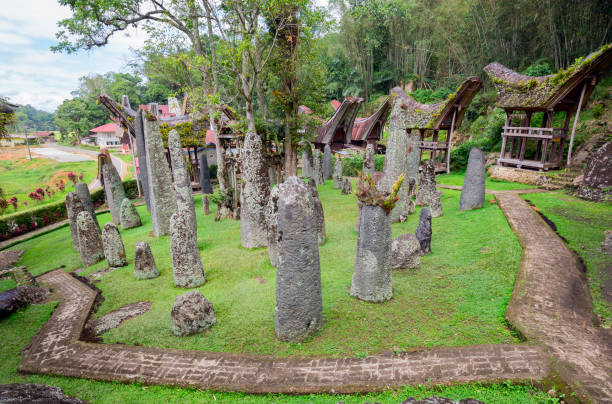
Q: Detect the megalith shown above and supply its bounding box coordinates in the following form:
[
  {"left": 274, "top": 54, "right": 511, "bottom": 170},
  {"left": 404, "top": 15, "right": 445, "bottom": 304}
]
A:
[
  {"left": 350, "top": 174, "right": 402, "bottom": 302},
  {"left": 65, "top": 192, "right": 87, "bottom": 251},
  {"left": 416, "top": 207, "right": 432, "bottom": 254},
  {"left": 75, "top": 182, "right": 99, "bottom": 230},
  {"left": 391, "top": 233, "right": 421, "bottom": 269},
  {"left": 363, "top": 143, "right": 375, "bottom": 175},
  {"left": 301, "top": 145, "right": 313, "bottom": 178},
  {"left": 333, "top": 157, "right": 343, "bottom": 189},
  {"left": 135, "top": 111, "right": 151, "bottom": 210},
  {"left": 312, "top": 150, "right": 324, "bottom": 186},
  {"left": 406, "top": 177, "right": 416, "bottom": 215},
  {"left": 275, "top": 177, "right": 322, "bottom": 342},
  {"left": 171, "top": 291, "right": 216, "bottom": 336},
  {"left": 102, "top": 163, "right": 126, "bottom": 225},
  {"left": 341, "top": 177, "right": 352, "bottom": 194},
  {"left": 197, "top": 149, "right": 213, "bottom": 194},
  {"left": 323, "top": 144, "right": 333, "bottom": 180},
  {"left": 308, "top": 178, "right": 326, "bottom": 245},
  {"left": 134, "top": 241, "right": 159, "bottom": 280},
  {"left": 381, "top": 96, "right": 409, "bottom": 222},
  {"left": 102, "top": 223, "right": 127, "bottom": 267},
  {"left": 265, "top": 186, "right": 280, "bottom": 267},
  {"left": 459, "top": 147, "right": 486, "bottom": 211},
  {"left": 430, "top": 191, "right": 443, "bottom": 218},
  {"left": 415, "top": 160, "right": 436, "bottom": 207},
  {"left": 203, "top": 195, "right": 210, "bottom": 215},
  {"left": 143, "top": 117, "right": 177, "bottom": 236},
  {"left": 170, "top": 210, "right": 205, "bottom": 288},
  {"left": 240, "top": 131, "right": 270, "bottom": 249},
  {"left": 168, "top": 129, "right": 197, "bottom": 233},
  {"left": 120, "top": 198, "right": 141, "bottom": 229},
  {"left": 77, "top": 211, "right": 105, "bottom": 267}
]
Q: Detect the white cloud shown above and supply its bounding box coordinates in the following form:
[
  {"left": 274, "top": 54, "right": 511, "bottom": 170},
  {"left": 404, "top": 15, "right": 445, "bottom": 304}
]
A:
[{"left": 0, "top": 0, "right": 148, "bottom": 112}]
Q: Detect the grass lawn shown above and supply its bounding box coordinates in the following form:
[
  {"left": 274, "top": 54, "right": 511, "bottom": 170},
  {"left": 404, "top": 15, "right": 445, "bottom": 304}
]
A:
[
  {"left": 437, "top": 171, "right": 535, "bottom": 191},
  {"left": 8, "top": 180, "right": 522, "bottom": 356},
  {"left": 521, "top": 192, "right": 612, "bottom": 327},
  {"left": 0, "top": 146, "right": 97, "bottom": 216},
  {"left": 0, "top": 178, "right": 559, "bottom": 402}
]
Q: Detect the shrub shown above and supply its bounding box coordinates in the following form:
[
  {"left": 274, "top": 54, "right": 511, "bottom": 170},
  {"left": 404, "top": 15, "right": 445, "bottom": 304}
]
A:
[
  {"left": 592, "top": 103, "right": 604, "bottom": 119},
  {"left": 209, "top": 164, "right": 218, "bottom": 180},
  {"left": 335, "top": 153, "right": 385, "bottom": 177},
  {"left": 0, "top": 179, "right": 139, "bottom": 241},
  {"left": 451, "top": 108, "right": 505, "bottom": 170}
]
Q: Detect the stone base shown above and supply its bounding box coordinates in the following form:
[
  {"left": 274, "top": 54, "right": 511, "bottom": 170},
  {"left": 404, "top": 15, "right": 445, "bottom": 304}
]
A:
[{"left": 488, "top": 165, "right": 549, "bottom": 186}]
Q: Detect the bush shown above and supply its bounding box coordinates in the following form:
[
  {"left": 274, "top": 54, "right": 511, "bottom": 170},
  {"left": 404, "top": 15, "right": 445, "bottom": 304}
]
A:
[
  {"left": 592, "top": 103, "right": 604, "bottom": 119},
  {"left": 334, "top": 153, "right": 385, "bottom": 176},
  {"left": 451, "top": 108, "right": 505, "bottom": 170},
  {"left": 0, "top": 179, "right": 139, "bottom": 241},
  {"left": 209, "top": 164, "right": 218, "bottom": 180}
]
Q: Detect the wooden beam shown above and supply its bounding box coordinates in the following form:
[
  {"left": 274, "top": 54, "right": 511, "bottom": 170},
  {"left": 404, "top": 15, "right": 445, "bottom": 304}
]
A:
[
  {"left": 567, "top": 82, "right": 587, "bottom": 166},
  {"left": 446, "top": 109, "right": 457, "bottom": 174}
]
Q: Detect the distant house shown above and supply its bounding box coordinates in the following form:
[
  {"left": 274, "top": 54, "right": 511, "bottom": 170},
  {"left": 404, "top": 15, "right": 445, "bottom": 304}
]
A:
[
  {"left": 8, "top": 131, "right": 55, "bottom": 144},
  {"left": 90, "top": 123, "right": 122, "bottom": 149}
]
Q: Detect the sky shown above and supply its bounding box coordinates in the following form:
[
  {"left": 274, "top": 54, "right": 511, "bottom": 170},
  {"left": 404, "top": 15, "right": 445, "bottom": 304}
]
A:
[{"left": 0, "top": 0, "right": 146, "bottom": 113}]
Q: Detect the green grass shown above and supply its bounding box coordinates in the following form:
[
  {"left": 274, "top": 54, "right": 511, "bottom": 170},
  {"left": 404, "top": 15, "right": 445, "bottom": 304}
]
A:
[
  {"left": 437, "top": 171, "right": 535, "bottom": 191},
  {"left": 0, "top": 304, "right": 554, "bottom": 403},
  {"left": 8, "top": 180, "right": 522, "bottom": 357},
  {"left": 0, "top": 150, "right": 97, "bottom": 217},
  {"left": 521, "top": 192, "right": 612, "bottom": 327}
]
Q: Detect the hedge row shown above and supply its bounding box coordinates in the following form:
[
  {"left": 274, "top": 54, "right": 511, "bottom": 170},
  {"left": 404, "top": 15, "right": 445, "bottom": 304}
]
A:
[{"left": 0, "top": 179, "right": 139, "bottom": 242}]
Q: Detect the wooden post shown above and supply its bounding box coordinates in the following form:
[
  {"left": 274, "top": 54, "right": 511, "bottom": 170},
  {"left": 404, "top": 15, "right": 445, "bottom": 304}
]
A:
[
  {"left": 25, "top": 130, "right": 32, "bottom": 160},
  {"left": 431, "top": 130, "right": 438, "bottom": 167},
  {"left": 446, "top": 108, "right": 457, "bottom": 173},
  {"left": 567, "top": 82, "right": 587, "bottom": 166},
  {"left": 499, "top": 112, "right": 510, "bottom": 164}
]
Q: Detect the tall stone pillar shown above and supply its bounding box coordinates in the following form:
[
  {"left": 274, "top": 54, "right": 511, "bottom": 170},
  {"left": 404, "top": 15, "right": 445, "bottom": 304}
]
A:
[
  {"left": 135, "top": 111, "right": 151, "bottom": 211},
  {"left": 102, "top": 163, "right": 126, "bottom": 225}
]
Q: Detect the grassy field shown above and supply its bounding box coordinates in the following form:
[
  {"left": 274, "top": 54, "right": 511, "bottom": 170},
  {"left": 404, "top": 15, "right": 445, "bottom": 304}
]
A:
[
  {"left": 436, "top": 171, "right": 535, "bottom": 191},
  {"left": 0, "top": 178, "right": 562, "bottom": 402},
  {"left": 0, "top": 146, "right": 98, "bottom": 216},
  {"left": 7, "top": 180, "right": 523, "bottom": 356},
  {"left": 521, "top": 192, "right": 612, "bottom": 327}
]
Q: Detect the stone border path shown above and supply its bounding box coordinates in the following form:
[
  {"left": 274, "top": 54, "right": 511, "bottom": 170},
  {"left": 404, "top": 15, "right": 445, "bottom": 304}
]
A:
[
  {"left": 20, "top": 270, "right": 549, "bottom": 394},
  {"left": 494, "top": 190, "right": 612, "bottom": 403}
]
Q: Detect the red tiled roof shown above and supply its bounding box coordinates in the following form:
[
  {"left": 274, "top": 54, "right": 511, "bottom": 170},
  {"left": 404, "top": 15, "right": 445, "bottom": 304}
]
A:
[
  {"left": 138, "top": 104, "right": 174, "bottom": 118},
  {"left": 31, "top": 131, "right": 54, "bottom": 137},
  {"left": 331, "top": 100, "right": 341, "bottom": 110},
  {"left": 205, "top": 129, "right": 216, "bottom": 145},
  {"left": 298, "top": 105, "right": 312, "bottom": 115},
  {"left": 90, "top": 123, "right": 117, "bottom": 133}
]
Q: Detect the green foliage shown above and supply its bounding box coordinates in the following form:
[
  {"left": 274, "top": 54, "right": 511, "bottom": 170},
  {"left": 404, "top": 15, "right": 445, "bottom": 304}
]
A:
[
  {"left": 208, "top": 164, "right": 217, "bottom": 180},
  {"left": 11, "top": 105, "right": 56, "bottom": 132},
  {"left": 452, "top": 108, "right": 505, "bottom": 170},
  {"left": 410, "top": 87, "right": 454, "bottom": 104},
  {"left": 338, "top": 153, "right": 385, "bottom": 176},
  {"left": 522, "top": 60, "right": 553, "bottom": 77},
  {"left": 592, "top": 103, "right": 604, "bottom": 119}
]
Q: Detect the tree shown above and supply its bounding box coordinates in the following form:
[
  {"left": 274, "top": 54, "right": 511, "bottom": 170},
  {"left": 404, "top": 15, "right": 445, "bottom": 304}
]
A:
[{"left": 54, "top": 97, "right": 106, "bottom": 143}]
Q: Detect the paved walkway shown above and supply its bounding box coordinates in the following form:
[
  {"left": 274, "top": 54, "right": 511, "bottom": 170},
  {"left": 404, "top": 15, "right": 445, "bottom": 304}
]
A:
[
  {"left": 20, "top": 270, "right": 549, "bottom": 394},
  {"left": 495, "top": 190, "right": 612, "bottom": 403}
]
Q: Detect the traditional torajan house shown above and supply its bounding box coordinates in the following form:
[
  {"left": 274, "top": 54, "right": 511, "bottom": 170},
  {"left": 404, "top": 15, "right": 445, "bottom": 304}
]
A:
[
  {"left": 313, "top": 97, "right": 363, "bottom": 151},
  {"left": 484, "top": 44, "right": 612, "bottom": 170},
  {"left": 391, "top": 76, "right": 483, "bottom": 174},
  {"left": 350, "top": 97, "right": 391, "bottom": 149}
]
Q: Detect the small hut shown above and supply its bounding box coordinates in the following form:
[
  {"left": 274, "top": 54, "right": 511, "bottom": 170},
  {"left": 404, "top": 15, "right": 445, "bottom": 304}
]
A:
[
  {"left": 484, "top": 44, "right": 612, "bottom": 170},
  {"left": 314, "top": 97, "right": 362, "bottom": 151},
  {"left": 391, "top": 76, "right": 483, "bottom": 173}
]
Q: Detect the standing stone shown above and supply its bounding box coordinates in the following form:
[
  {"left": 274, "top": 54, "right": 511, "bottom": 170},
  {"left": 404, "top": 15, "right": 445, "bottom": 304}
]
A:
[
  {"left": 134, "top": 241, "right": 159, "bottom": 279},
  {"left": 301, "top": 145, "right": 313, "bottom": 178},
  {"left": 120, "top": 198, "right": 141, "bottom": 229},
  {"left": 241, "top": 131, "right": 271, "bottom": 249},
  {"left": 168, "top": 129, "right": 197, "bottom": 234},
  {"left": 391, "top": 233, "right": 421, "bottom": 269},
  {"left": 430, "top": 191, "right": 443, "bottom": 218},
  {"left": 415, "top": 207, "right": 432, "bottom": 254},
  {"left": 75, "top": 182, "right": 99, "bottom": 230},
  {"left": 308, "top": 178, "right": 326, "bottom": 245},
  {"left": 415, "top": 160, "right": 436, "bottom": 207},
  {"left": 382, "top": 97, "right": 409, "bottom": 222},
  {"left": 351, "top": 203, "right": 393, "bottom": 302},
  {"left": 65, "top": 192, "right": 87, "bottom": 252},
  {"left": 77, "top": 211, "right": 105, "bottom": 267},
  {"left": 333, "top": 158, "right": 343, "bottom": 189},
  {"left": 312, "top": 150, "right": 324, "bottom": 186},
  {"left": 602, "top": 230, "right": 612, "bottom": 255},
  {"left": 143, "top": 117, "right": 177, "bottom": 236},
  {"left": 323, "top": 144, "right": 333, "bottom": 180},
  {"left": 341, "top": 177, "right": 352, "bottom": 194},
  {"left": 197, "top": 149, "right": 213, "bottom": 194},
  {"left": 171, "top": 291, "right": 216, "bottom": 336},
  {"left": 170, "top": 210, "right": 205, "bottom": 288},
  {"left": 459, "top": 147, "right": 486, "bottom": 211},
  {"left": 406, "top": 177, "right": 416, "bottom": 215},
  {"left": 102, "top": 223, "right": 127, "bottom": 267},
  {"left": 275, "top": 177, "right": 322, "bottom": 342},
  {"left": 102, "top": 164, "right": 126, "bottom": 225},
  {"left": 363, "top": 143, "right": 375, "bottom": 175},
  {"left": 406, "top": 131, "right": 421, "bottom": 187},
  {"left": 135, "top": 111, "right": 151, "bottom": 210},
  {"left": 203, "top": 195, "right": 210, "bottom": 215},
  {"left": 265, "top": 186, "right": 280, "bottom": 266}
]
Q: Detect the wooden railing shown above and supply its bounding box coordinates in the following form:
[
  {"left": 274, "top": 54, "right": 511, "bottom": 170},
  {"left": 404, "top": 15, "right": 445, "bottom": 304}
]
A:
[
  {"left": 502, "top": 126, "right": 568, "bottom": 140},
  {"left": 419, "top": 141, "right": 448, "bottom": 150}
]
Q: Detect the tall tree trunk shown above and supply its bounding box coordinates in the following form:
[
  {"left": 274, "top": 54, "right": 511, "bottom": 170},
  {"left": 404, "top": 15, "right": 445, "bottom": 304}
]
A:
[{"left": 283, "top": 110, "right": 297, "bottom": 176}]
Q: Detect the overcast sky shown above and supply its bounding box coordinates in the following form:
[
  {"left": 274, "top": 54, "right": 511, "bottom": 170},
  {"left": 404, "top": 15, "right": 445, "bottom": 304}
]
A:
[{"left": 0, "top": 1, "right": 148, "bottom": 113}]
